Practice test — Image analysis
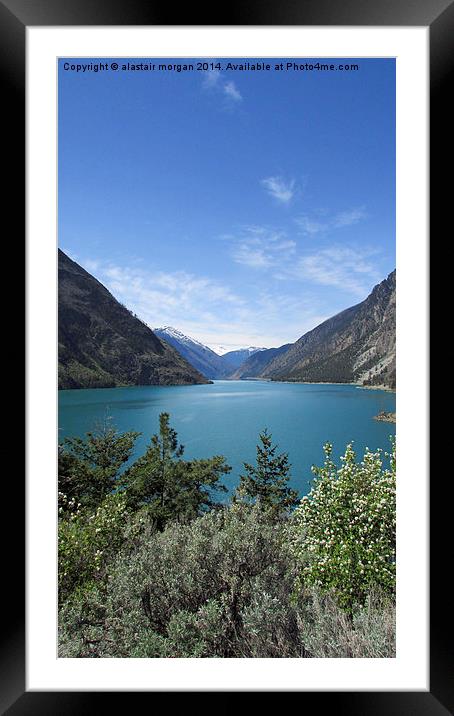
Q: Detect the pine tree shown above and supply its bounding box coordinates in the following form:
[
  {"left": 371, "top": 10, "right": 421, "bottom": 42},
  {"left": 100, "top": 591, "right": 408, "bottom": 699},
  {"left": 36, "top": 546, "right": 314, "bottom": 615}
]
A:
[
  {"left": 235, "top": 429, "right": 299, "bottom": 516},
  {"left": 59, "top": 419, "right": 140, "bottom": 508},
  {"left": 123, "top": 412, "right": 229, "bottom": 527}
]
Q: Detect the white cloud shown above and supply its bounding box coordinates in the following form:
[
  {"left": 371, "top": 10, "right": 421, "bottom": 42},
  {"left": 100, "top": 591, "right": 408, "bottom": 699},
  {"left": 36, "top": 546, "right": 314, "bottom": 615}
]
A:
[
  {"left": 76, "top": 254, "right": 329, "bottom": 349},
  {"left": 84, "top": 261, "right": 244, "bottom": 332},
  {"left": 232, "top": 245, "right": 271, "bottom": 269},
  {"left": 226, "top": 226, "right": 380, "bottom": 298},
  {"left": 202, "top": 69, "right": 221, "bottom": 89},
  {"left": 297, "top": 207, "right": 367, "bottom": 236},
  {"left": 261, "top": 176, "right": 296, "bottom": 204},
  {"left": 289, "top": 246, "right": 381, "bottom": 297},
  {"left": 75, "top": 226, "right": 383, "bottom": 355},
  {"left": 295, "top": 216, "right": 327, "bottom": 236},
  {"left": 229, "top": 227, "right": 296, "bottom": 269},
  {"left": 223, "top": 81, "right": 242, "bottom": 102},
  {"left": 83, "top": 258, "right": 100, "bottom": 273},
  {"left": 202, "top": 70, "right": 243, "bottom": 106},
  {"left": 333, "top": 207, "right": 367, "bottom": 228}
]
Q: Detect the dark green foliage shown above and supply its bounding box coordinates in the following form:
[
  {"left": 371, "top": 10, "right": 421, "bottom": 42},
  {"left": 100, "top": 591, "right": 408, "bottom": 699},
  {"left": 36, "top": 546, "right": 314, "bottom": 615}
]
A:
[
  {"left": 59, "top": 420, "right": 140, "bottom": 509},
  {"left": 235, "top": 429, "right": 299, "bottom": 515},
  {"left": 123, "top": 412, "right": 229, "bottom": 528}
]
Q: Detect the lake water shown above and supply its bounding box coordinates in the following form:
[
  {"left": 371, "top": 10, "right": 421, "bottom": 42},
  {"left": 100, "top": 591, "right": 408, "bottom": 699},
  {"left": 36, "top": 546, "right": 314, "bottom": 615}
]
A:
[{"left": 58, "top": 380, "right": 396, "bottom": 498}]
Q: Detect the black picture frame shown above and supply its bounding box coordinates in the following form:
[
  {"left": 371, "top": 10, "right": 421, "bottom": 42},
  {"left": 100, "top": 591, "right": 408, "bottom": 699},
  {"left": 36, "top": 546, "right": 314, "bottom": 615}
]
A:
[{"left": 4, "top": 0, "right": 442, "bottom": 711}]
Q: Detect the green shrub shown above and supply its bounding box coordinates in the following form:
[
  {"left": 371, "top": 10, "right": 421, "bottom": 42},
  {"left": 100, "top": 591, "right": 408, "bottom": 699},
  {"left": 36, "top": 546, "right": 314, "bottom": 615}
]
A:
[
  {"left": 58, "top": 491, "right": 129, "bottom": 602},
  {"left": 59, "top": 503, "right": 303, "bottom": 658},
  {"left": 287, "top": 439, "right": 396, "bottom": 613}
]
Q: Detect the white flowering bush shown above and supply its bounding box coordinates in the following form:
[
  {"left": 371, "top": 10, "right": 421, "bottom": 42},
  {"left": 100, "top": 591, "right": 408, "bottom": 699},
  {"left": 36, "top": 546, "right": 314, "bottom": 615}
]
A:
[
  {"left": 288, "top": 439, "right": 395, "bottom": 613},
  {"left": 58, "top": 491, "right": 129, "bottom": 602}
]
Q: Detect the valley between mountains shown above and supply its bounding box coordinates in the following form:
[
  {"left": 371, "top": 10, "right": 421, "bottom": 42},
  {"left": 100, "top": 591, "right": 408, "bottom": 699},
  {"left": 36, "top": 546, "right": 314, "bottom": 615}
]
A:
[{"left": 58, "top": 249, "right": 396, "bottom": 391}]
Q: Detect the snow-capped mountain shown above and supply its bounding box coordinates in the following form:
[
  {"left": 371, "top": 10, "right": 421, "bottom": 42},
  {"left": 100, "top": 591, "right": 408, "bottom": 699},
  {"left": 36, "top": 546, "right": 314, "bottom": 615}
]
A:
[
  {"left": 154, "top": 327, "right": 230, "bottom": 379},
  {"left": 208, "top": 344, "right": 236, "bottom": 357},
  {"left": 154, "top": 327, "right": 268, "bottom": 378},
  {"left": 220, "top": 347, "right": 267, "bottom": 371}
]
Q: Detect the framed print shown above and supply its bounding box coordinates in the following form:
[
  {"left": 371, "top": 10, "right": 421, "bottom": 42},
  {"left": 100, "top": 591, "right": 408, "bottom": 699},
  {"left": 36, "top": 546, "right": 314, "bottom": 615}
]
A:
[{"left": 2, "top": 0, "right": 445, "bottom": 711}]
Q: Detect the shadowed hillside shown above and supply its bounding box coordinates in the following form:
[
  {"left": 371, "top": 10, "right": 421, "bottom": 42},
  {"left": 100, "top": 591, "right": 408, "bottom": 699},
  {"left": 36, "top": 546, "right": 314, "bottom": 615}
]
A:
[{"left": 58, "top": 250, "right": 209, "bottom": 389}]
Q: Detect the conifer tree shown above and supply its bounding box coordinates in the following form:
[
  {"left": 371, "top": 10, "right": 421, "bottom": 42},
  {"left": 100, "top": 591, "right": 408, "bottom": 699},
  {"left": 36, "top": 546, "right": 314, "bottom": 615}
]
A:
[
  {"left": 124, "top": 412, "right": 229, "bottom": 527},
  {"left": 235, "top": 429, "right": 299, "bottom": 516},
  {"left": 59, "top": 420, "right": 140, "bottom": 508}
]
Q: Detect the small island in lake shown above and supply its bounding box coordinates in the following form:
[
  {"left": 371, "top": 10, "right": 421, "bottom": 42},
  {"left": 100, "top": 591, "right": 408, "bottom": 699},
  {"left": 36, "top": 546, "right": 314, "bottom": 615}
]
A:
[{"left": 374, "top": 411, "right": 396, "bottom": 423}]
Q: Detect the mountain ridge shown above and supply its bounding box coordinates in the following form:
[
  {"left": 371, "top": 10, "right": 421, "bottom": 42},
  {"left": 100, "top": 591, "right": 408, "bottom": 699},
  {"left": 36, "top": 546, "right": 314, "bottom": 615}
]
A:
[
  {"left": 154, "top": 326, "right": 230, "bottom": 379},
  {"left": 153, "top": 327, "right": 266, "bottom": 378},
  {"left": 234, "top": 270, "right": 396, "bottom": 389},
  {"left": 58, "top": 250, "right": 209, "bottom": 389}
]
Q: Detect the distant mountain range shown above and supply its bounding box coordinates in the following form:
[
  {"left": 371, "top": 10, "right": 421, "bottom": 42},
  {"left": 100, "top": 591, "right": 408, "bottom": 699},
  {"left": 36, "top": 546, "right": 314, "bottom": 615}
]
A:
[
  {"left": 221, "top": 346, "right": 267, "bottom": 371},
  {"left": 234, "top": 270, "right": 396, "bottom": 389},
  {"left": 58, "top": 250, "right": 209, "bottom": 389},
  {"left": 229, "top": 344, "right": 293, "bottom": 379},
  {"left": 154, "top": 326, "right": 230, "bottom": 379},
  {"left": 58, "top": 249, "right": 395, "bottom": 390},
  {"left": 154, "top": 327, "right": 265, "bottom": 379}
]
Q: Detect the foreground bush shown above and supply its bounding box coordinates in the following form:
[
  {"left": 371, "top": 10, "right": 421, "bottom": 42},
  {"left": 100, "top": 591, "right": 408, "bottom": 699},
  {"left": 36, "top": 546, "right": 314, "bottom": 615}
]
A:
[
  {"left": 287, "top": 439, "right": 396, "bottom": 614},
  {"left": 59, "top": 502, "right": 395, "bottom": 658},
  {"left": 58, "top": 416, "right": 396, "bottom": 658},
  {"left": 296, "top": 589, "right": 395, "bottom": 658},
  {"left": 58, "top": 491, "right": 129, "bottom": 603},
  {"left": 59, "top": 504, "right": 303, "bottom": 657}
]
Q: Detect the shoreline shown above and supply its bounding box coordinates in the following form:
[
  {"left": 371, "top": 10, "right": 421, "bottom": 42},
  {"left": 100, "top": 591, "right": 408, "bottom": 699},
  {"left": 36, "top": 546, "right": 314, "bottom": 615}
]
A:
[
  {"left": 59, "top": 377, "right": 396, "bottom": 394},
  {"left": 262, "top": 378, "right": 395, "bottom": 393},
  {"left": 374, "top": 411, "right": 396, "bottom": 423},
  {"left": 355, "top": 384, "right": 395, "bottom": 394}
]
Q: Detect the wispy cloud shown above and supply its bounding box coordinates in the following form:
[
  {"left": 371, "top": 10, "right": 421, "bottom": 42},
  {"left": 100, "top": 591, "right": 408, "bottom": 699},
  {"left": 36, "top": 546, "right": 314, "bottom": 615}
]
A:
[
  {"left": 261, "top": 176, "right": 296, "bottom": 204},
  {"left": 229, "top": 226, "right": 296, "bottom": 269},
  {"left": 296, "top": 216, "right": 327, "bottom": 236},
  {"left": 76, "top": 254, "right": 328, "bottom": 349},
  {"left": 225, "top": 221, "right": 381, "bottom": 298},
  {"left": 202, "top": 69, "right": 221, "bottom": 89},
  {"left": 296, "top": 206, "right": 367, "bottom": 236},
  {"left": 223, "top": 80, "right": 242, "bottom": 102},
  {"left": 83, "top": 258, "right": 100, "bottom": 273},
  {"left": 79, "top": 260, "right": 244, "bottom": 332},
  {"left": 333, "top": 207, "right": 367, "bottom": 228},
  {"left": 288, "top": 246, "right": 381, "bottom": 297},
  {"left": 202, "top": 68, "right": 243, "bottom": 106}
]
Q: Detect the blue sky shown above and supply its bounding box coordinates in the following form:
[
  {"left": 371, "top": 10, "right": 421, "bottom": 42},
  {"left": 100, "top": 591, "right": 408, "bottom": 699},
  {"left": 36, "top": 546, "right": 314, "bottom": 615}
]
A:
[{"left": 59, "top": 58, "right": 395, "bottom": 352}]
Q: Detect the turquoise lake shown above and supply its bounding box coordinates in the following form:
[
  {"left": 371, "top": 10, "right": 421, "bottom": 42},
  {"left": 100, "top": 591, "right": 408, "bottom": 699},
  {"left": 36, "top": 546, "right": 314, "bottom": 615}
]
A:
[{"left": 58, "top": 380, "right": 396, "bottom": 498}]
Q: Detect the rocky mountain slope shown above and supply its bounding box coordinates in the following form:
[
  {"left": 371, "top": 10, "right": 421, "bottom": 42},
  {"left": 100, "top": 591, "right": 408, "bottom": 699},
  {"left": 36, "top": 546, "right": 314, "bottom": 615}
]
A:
[
  {"left": 58, "top": 250, "right": 209, "bottom": 389},
  {"left": 154, "top": 326, "right": 229, "bottom": 379},
  {"left": 231, "top": 344, "right": 292, "bottom": 379},
  {"left": 236, "top": 270, "right": 396, "bottom": 389},
  {"left": 154, "top": 328, "right": 267, "bottom": 378}
]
